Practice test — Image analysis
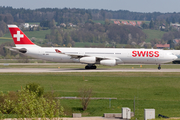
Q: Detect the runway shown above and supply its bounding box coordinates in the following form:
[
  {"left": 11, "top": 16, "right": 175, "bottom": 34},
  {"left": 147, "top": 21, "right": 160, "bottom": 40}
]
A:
[{"left": 0, "top": 68, "right": 180, "bottom": 73}]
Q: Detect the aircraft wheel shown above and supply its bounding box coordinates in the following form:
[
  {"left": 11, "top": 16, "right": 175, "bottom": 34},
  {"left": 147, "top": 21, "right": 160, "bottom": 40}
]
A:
[
  {"left": 92, "top": 66, "right": 97, "bottom": 69},
  {"left": 85, "top": 66, "right": 90, "bottom": 69},
  {"left": 158, "top": 66, "right": 161, "bottom": 70},
  {"left": 158, "top": 64, "right": 161, "bottom": 70},
  {"left": 85, "top": 65, "right": 97, "bottom": 69}
]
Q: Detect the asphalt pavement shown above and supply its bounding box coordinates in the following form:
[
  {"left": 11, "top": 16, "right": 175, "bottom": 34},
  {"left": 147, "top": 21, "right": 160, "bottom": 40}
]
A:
[{"left": 0, "top": 68, "right": 180, "bottom": 73}]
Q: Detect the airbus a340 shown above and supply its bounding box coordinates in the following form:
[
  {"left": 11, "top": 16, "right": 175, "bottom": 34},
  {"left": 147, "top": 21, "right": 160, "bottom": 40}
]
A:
[{"left": 7, "top": 25, "right": 177, "bottom": 70}]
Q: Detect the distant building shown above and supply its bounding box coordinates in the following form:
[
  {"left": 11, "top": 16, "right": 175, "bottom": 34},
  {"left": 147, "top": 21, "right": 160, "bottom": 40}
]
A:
[
  {"left": 121, "top": 21, "right": 129, "bottom": 25},
  {"left": 159, "top": 24, "right": 166, "bottom": 30},
  {"left": 115, "top": 20, "right": 142, "bottom": 27},
  {"left": 20, "top": 23, "right": 39, "bottom": 29},
  {"left": 23, "top": 23, "right": 29, "bottom": 28},
  {"left": 114, "top": 21, "right": 120, "bottom": 25},
  {"left": 156, "top": 44, "right": 170, "bottom": 49},
  {"left": 68, "top": 23, "right": 73, "bottom": 27},
  {"left": 173, "top": 38, "right": 180, "bottom": 44},
  {"left": 137, "top": 21, "right": 142, "bottom": 26},
  {"left": 29, "top": 24, "right": 39, "bottom": 28},
  {"left": 60, "top": 23, "right": 66, "bottom": 27},
  {"left": 171, "top": 23, "right": 180, "bottom": 30},
  {"left": 129, "top": 21, "right": 136, "bottom": 26}
]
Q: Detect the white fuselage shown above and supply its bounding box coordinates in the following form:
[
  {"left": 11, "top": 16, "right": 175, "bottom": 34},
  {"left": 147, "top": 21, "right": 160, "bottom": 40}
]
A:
[{"left": 21, "top": 47, "right": 177, "bottom": 65}]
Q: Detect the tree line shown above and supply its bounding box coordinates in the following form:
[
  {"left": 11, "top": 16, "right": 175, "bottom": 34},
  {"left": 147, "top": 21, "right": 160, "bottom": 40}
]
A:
[
  {"left": 0, "top": 6, "right": 180, "bottom": 50},
  {"left": 0, "top": 6, "right": 180, "bottom": 36},
  {"left": 1, "top": 6, "right": 180, "bottom": 24},
  {"left": 45, "top": 20, "right": 146, "bottom": 47}
]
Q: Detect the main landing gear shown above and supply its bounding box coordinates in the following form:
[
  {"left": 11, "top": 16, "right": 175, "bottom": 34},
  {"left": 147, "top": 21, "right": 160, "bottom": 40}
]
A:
[
  {"left": 158, "top": 64, "right": 161, "bottom": 70},
  {"left": 85, "top": 64, "right": 97, "bottom": 69}
]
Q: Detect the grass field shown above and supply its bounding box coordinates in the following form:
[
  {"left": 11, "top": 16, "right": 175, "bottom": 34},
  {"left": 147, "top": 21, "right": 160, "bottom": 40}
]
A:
[
  {"left": 1, "top": 72, "right": 180, "bottom": 119},
  {"left": 0, "top": 37, "right": 13, "bottom": 44},
  {"left": 143, "top": 29, "right": 166, "bottom": 42},
  {"left": 3, "top": 29, "right": 50, "bottom": 40},
  {"left": 1, "top": 63, "right": 180, "bottom": 69}
]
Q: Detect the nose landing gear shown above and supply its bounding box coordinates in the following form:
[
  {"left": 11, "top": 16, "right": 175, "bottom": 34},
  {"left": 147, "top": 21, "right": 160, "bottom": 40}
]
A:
[{"left": 158, "top": 64, "right": 161, "bottom": 70}]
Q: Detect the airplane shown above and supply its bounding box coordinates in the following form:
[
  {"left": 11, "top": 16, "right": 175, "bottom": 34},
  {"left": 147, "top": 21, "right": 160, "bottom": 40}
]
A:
[{"left": 7, "top": 24, "right": 177, "bottom": 70}]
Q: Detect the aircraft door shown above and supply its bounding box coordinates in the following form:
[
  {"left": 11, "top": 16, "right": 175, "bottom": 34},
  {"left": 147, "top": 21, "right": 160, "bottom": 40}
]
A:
[
  {"left": 78, "top": 51, "right": 85, "bottom": 56},
  {"left": 127, "top": 51, "right": 132, "bottom": 57},
  {"left": 159, "top": 51, "right": 164, "bottom": 58},
  {"left": 39, "top": 48, "right": 45, "bottom": 56},
  {"left": 38, "top": 48, "right": 50, "bottom": 60}
]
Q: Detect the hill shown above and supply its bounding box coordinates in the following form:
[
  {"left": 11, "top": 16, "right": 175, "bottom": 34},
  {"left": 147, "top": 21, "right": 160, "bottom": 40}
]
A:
[{"left": 143, "top": 29, "right": 166, "bottom": 42}]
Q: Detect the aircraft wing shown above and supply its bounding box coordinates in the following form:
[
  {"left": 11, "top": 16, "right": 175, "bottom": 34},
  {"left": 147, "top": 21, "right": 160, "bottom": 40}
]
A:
[
  {"left": 55, "top": 49, "right": 85, "bottom": 58},
  {"left": 55, "top": 49, "right": 120, "bottom": 60}
]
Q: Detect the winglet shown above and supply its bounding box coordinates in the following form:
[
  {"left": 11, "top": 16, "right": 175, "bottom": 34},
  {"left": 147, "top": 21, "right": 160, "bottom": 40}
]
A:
[{"left": 55, "top": 49, "right": 62, "bottom": 53}]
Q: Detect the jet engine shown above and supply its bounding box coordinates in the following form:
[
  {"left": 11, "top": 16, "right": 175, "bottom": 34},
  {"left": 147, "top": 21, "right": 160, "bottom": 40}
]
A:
[
  {"left": 19, "top": 48, "right": 27, "bottom": 53},
  {"left": 100, "top": 59, "right": 116, "bottom": 66},
  {"left": 80, "top": 57, "right": 96, "bottom": 63}
]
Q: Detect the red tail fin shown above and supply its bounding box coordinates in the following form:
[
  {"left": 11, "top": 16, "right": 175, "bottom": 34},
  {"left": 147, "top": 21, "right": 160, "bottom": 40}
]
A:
[{"left": 8, "top": 25, "right": 36, "bottom": 47}]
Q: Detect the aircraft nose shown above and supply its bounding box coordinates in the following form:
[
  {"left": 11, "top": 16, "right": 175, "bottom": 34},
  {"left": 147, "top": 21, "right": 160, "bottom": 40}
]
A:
[{"left": 172, "top": 55, "right": 178, "bottom": 60}]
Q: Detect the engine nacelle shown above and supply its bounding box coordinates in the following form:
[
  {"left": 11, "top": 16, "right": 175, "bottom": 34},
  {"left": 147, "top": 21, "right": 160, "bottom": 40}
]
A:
[
  {"left": 80, "top": 57, "right": 96, "bottom": 63},
  {"left": 19, "top": 48, "right": 27, "bottom": 53},
  {"left": 100, "top": 59, "right": 116, "bottom": 66}
]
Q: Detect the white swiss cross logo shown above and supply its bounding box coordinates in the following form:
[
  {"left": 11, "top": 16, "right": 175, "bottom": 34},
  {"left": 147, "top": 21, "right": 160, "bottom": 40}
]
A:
[{"left": 13, "top": 31, "right": 24, "bottom": 41}]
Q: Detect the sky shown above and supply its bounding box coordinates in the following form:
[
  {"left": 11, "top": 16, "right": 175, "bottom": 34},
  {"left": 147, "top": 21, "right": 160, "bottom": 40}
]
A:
[{"left": 1, "top": 0, "right": 180, "bottom": 13}]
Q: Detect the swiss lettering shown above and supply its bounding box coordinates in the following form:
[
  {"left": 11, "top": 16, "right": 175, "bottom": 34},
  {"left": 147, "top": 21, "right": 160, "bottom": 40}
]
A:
[{"left": 132, "top": 51, "right": 159, "bottom": 57}]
